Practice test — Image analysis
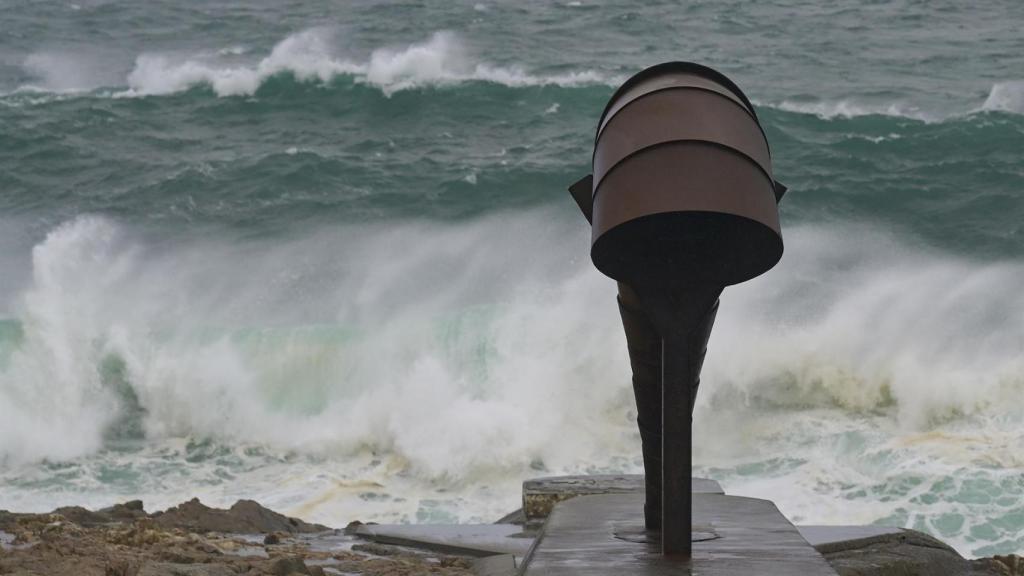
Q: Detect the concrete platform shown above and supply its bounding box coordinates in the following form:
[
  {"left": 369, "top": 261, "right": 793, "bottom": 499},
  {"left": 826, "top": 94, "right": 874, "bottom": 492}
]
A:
[
  {"left": 523, "top": 474, "right": 722, "bottom": 522},
  {"left": 520, "top": 492, "right": 838, "bottom": 575}
]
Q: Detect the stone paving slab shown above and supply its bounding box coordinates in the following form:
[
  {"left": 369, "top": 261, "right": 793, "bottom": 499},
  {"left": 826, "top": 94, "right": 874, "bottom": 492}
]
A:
[
  {"left": 520, "top": 492, "right": 838, "bottom": 575},
  {"left": 354, "top": 523, "right": 534, "bottom": 557}
]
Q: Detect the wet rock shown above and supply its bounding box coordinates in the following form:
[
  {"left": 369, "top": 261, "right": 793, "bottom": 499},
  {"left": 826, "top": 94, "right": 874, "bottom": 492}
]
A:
[
  {"left": 0, "top": 499, "right": 476, "bottom": 576},
  {"left": 52, "top": 506, "right": 112, "bottom": 527},
  {"left": 137, "top": 563, "right": 237, "bottom": 576},
  {"left": 818, "top": 529, "right": 1021, "bottom": 576},
  {"left": 152, "top": 499, "right": 328, "bottom": 534},
  {"left": 45, "top": 501, "right": 148, "bottom": 528},
  {"left": 102, "top": 501, "right": 149, "bottom": 522},
  {"left": 104, "top": 558, "right": 141, "bottom": 576},
  {"left": 269, "top": 555, "right": 309, "bottom": 575},
  {"left": 351, "top": 542, "right": 402, "bottom": 556},
  {"left": 983, "top": 555, "right": 1024, "bottom": 576},
  {"left": 263, "top": 532, "right": 281, "bottom": 545}
]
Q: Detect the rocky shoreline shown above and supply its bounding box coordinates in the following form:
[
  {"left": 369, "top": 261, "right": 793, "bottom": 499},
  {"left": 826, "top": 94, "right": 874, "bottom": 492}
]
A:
[
  {"left": 2, "top": 496, "right": 1023, "bottom": 576},
  {"left": 0, "top": 499, "right": 477, "bottom": 576}
]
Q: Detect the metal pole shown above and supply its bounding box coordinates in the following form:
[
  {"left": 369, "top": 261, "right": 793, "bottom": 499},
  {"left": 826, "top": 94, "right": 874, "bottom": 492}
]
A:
[
  {"left": 632, "top": 283, "right": 720, "bottom": 557},
  {"left": 661, "top": 330, "right": 692, "bottom": 556}
]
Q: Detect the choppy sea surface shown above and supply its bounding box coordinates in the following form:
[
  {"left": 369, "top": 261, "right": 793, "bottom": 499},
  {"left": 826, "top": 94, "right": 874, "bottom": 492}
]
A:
[{"left": 1, "top": 0, "right": 1023, "bottom": 559}]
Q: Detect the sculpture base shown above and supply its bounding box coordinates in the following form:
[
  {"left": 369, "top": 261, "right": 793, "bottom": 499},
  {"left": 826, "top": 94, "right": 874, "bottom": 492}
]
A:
[
  {"left": 613, "top": 524, "right": 719, "bottom": 544},
  {"left": 521, "top": 492, "right": 839, "bottom": 575}
]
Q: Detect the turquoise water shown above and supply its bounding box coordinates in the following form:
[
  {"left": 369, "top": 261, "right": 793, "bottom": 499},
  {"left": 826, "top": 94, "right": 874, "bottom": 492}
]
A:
[{"left": 1, "top": 0, "right": 1023, "bottom": 558}]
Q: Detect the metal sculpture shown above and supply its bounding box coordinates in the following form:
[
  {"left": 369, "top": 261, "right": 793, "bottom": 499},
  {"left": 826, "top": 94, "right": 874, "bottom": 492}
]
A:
[{"left": 568, "top": 61, "right": 786, "bottom": 557}]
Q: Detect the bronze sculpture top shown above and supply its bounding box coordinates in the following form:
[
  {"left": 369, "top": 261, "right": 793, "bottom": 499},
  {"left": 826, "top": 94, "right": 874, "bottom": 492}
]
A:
[{"left": 571, "top": 61, "right": 784, "bottom": 287}]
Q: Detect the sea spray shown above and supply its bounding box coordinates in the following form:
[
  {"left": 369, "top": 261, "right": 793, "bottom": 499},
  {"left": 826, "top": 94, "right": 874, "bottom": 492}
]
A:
[
  {"left": 0, "top": 212, "right": 636, "bottom": 478},
  {"left": 3, "top": 214, "right": 1024, "bottom": 554},
  {"left": 119, "top": 30, "right": 613, "bottom": 98}
]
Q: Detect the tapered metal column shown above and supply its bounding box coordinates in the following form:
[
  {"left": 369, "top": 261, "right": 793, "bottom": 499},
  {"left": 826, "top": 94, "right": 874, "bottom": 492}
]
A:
[
  {"left": 632, "top": 282, "right": 720, "bottom": 555},
  {"left": 661, "top": 329, "right": 693, "bottom": 556}
]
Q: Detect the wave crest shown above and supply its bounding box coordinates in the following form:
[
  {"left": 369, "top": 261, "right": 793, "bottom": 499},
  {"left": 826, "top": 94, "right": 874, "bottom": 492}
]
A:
[
  {"left": 121, "top": 29, "right": 613, "bottom": 97},
  {"left": 981, "top": 80, "right": 1024, "bottom": 114},
  {"left": 772, "top": 99, "right": 935, "bottom": 121}
]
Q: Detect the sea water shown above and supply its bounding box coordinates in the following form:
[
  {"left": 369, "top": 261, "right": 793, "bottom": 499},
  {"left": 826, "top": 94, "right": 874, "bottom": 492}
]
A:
[{"left": 1, "top": 0, "right": 1023, "bottom": 559}]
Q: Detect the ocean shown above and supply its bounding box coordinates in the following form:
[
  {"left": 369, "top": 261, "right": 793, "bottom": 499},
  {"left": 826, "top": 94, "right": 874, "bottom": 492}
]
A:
[{"left": 1, "top": 0, "right": 1023, "bottom": 559}]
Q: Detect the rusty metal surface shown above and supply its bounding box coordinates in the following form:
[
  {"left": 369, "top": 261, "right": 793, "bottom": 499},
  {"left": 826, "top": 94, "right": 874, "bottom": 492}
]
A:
[
  {"left": 595, "top": 72, "right": 754, "bottom": 137},
  {"left": 588, "top": 62, "right": 782, "bottom": 288},
  {"left": 591, "top": 143, "right": 782, "bottom": 286},
  {"left": 594, "top": 89, "right": 773, "bottom": 188},
  {"left": 595, "top": 62, "right": 762, "bottom": 135}
]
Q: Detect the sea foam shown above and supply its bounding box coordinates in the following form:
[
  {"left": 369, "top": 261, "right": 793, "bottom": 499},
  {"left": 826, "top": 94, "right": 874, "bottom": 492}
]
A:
[
  {"left": 120, "top": 29, "right": 612, "bottom": 97},
  {"left": 2, "top": 214, "right": 1024, "bottom": 555},
  {"left": 772, "top": 99, "right": 935, "bottom": 121},
  {"left": 3, "top": 215, "right": 1024, "bottom": 468}
]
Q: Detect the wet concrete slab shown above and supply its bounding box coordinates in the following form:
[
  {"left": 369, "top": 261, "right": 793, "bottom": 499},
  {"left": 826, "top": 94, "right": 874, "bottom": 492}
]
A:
[
  {"left": 354, "top": 523, "right": 534, "bottom": 557},
  {"left": 520, "top": 492, "right": 838, "bottom": 575},
  {"left": 523, "top": 475, "right": 722, "bottom": 522}
]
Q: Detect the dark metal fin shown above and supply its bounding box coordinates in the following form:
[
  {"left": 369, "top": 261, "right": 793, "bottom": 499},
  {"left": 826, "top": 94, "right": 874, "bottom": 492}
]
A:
[
  {"left": 568, "top": 174, "right": 594, "bottom": 223},
  {"left": 773, "top": 180, "right": 788, "bottom": 203}
]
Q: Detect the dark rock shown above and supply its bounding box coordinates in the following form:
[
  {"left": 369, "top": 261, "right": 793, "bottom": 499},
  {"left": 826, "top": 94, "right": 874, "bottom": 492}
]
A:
[
  {"left": 152, "top": 499, "right": 328, "bottom": 534},
  {"left": 351, "top": 542, "right": 402, "bottom": 556},
  {"left": 0, "top": 510, "right": 19, "bottom": 531},
  {"left": 342, "top": 520, "right": 363, "bottom": 535},
  {"left": 102, "top": 501, "right": 149, "bottom": 522},
  {"left": 263, "top": 533, "right": 281, "bottom": 545},
  {"left": 980, "top": 555, "right": 1024, "bottom": 575},
  {"left": 105, "top": 558, "right": 140, "bottom": 576},
  {"left": 269, "top": 556, "right": 309, "bottom": 575},
  {"left": 52, "top": 506, "right": 111, "bottom": 527},
  {"left": 137, "top": 563, "right": 237, "bottom": 576},
  {"left": 818, "top": 528, "right": 1015, "bottom": 576}
]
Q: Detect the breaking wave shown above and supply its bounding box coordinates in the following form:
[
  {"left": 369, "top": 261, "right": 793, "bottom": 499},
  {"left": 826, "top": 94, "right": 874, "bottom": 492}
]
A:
[
  {"left": 118, "top": 29, "right": 614, "bottom": 97},
  {"left": 981, "top": 81, "right": 1024, "bottom": 115},
  {"left": 771, "top": 82, "right": 1024, "bottom": 121},
  {"left": 3, "top": 215, "right": 1024, "bottom": 467},
  {"left": 772, "top": 99, "right": 936, "bottom": 121},
  {"left": 3, "top": 215, "right": 1024, "bottom": 554}
]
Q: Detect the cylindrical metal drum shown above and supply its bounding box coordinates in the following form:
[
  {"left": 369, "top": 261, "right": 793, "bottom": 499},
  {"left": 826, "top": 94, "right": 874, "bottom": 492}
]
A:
[{"left": 589, "top": 62, "right": 783, "bottom": 286}]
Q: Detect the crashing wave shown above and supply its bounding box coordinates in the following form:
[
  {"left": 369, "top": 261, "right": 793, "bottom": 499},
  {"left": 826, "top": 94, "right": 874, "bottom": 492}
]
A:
[
  {"left": 119, "top": 29, "right": 614, "bottom": 97},
  {"left": 771, "top": 98, "right": 936, "bottom": 121},
  {"left": 981, "top": 80, "right": 1024, "bottom": 114}
]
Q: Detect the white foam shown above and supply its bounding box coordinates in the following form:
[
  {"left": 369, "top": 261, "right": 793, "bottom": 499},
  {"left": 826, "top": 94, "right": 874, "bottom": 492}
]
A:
[
  {"left": 119, "top": 29, "right": 612, "bottom": 98},
  {"left": 3, "top": 216, "right": 1024, "bottom": 554},
  {"left": 774, "top": 99, "right": 935, "bottom": 121},
  {"left": 981, "top": 81, "right": 1024, "bottom": 114},
  {"left": 5, "top": 218, "right": 1024, "bottom": 466},
  {"left": 702, "top": 225, "right": 1024, "bottom": 427},
  {"left": 0, "top": 217, "right": 127, "bottom": 463},
  {"left": 0, "top": 212, "right": 634, "bottom": 481},
  {"left": 690, "top": 225, "right": 1024, "bottom": 557}
]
